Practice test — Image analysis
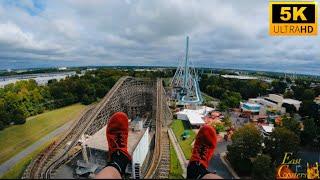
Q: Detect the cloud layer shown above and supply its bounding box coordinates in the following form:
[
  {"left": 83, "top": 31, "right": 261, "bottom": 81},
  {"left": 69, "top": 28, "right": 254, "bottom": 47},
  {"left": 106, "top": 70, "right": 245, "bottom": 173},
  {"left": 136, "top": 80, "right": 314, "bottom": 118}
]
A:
[{"left": 0, "top": 0, "right": 319, "bottom": 75}]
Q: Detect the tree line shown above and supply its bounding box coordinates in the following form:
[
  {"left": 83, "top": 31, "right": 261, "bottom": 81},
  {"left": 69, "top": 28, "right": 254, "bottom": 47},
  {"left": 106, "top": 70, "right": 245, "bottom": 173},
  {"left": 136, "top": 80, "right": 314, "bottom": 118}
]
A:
[
  {"left": 200, "top": 74, "right": 270, "bottom": 111},
  {"left": 0, "top": 68, "right": 174, "bottom": 130}
]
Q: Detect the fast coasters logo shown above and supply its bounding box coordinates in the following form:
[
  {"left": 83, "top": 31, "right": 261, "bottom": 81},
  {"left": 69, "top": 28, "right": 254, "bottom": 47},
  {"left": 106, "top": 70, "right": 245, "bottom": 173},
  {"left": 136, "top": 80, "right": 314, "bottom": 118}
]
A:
[
  {"left": 276, "top": 152, "right": 320, "bottom": 179},
  {"left": 269, "top": 0, "right": 318, "bottom": 36}
]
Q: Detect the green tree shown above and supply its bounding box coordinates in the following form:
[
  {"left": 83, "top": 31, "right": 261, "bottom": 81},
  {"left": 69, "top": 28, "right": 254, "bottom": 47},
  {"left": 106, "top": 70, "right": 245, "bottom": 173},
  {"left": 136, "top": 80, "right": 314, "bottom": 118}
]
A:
[
  {"left": 11, "top": 107, "right": 26, "bottom": 125},
  {"left": 283, "top": 90, "right": 294, "bottom": 98},
  {"left": 300, "top": 118, "right": 317, "bottom": 146},
  {"left": 271, "top": 80, "right": 287, "bottom": 94},
  {"left": 302, "top": 89, "right": 315, "bottom": 100},
  {"left": 240, "top": 80, "right": 269, "bottom": 99},
  {"left": 265, "top": 127, "right": 300, "bottom": 162},
  {"left": 282, "top": 116, "right": 301, "bottom": 136},
  {"left": 206, "top": 85, "right": 225, "bottom": 99},
  {"left": 292, "top": 86, "right": 305, "bottom": 100},
  {"left": 227, "top": 124, "right": 263, "bottom": 174},
  {"left": 200, "top": 74, "right": 270, "bottom": 102},
  {"left": 299, "top": 100, "right": 319, "bottom": 120},
  {"left": 252, "top": 154, "right": 274, "bottom": 180},
  {"left": 0, "top": 120, "right": 4, "bottom": 130},
  {"left": 218, "top": 102, "right": 228, "bottom": 111},
  {"left": 82, "top": 94, "right": 95, "bottom": 105},
  {"left": 0, "top": 99, "right": 9, "bottom": 129},
  {"left": 220, "top": 91, "right": 242, "bottom": 109}
]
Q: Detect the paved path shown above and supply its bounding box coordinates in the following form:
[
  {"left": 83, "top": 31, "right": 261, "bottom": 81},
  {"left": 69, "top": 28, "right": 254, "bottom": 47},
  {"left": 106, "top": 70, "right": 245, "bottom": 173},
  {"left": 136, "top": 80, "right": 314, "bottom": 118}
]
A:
[
  {"left": 0, "top": 121, "right": 73, "bottom": 177},
  {"left": 208, "top": 138, "right": 234, "bottom": 179},
  {"left": 209, "top": 153, "right": 234, "bottom": 179}
]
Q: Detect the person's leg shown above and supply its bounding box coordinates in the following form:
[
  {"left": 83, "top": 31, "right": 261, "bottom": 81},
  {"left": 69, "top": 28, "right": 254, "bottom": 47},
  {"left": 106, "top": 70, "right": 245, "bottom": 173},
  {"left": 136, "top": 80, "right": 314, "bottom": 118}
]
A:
[
  {"left": 95, "top": 112, "right": 131, "bottom": 179},
  {"left": 187, "top": 125, "right": 223, "bottom": 179},
  {"left": 95, "top": 166, "right": 121, "bottom": 179},
  {"left": 202, "top": 173, "right": 223, "bottom": 179}
]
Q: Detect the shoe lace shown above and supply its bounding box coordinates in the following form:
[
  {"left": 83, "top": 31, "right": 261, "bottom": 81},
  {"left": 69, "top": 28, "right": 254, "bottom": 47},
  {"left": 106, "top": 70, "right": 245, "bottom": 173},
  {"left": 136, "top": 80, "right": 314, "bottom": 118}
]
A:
[
  {"left": 114, "top": 133, "right": 125, "bottom": 148},
  {"left": 199, "top": 144, "right": 208, "bottom": 161},
  {"left": 109, "top": 132, "right": 125, "bottom": 149}
]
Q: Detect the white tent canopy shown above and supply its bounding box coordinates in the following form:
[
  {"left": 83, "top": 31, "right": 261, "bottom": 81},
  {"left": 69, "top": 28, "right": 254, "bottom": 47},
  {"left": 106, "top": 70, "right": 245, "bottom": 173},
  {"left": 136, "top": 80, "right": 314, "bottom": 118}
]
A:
[{"left": 176, "top": 106, "right": 214, "bottom": 125}]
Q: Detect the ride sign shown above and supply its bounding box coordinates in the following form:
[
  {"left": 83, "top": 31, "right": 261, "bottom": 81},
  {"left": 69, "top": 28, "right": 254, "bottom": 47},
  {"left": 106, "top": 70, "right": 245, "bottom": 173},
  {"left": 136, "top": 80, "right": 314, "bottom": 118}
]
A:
[{"left": 269, "top": 1, "right": 318, "bottom": 36}]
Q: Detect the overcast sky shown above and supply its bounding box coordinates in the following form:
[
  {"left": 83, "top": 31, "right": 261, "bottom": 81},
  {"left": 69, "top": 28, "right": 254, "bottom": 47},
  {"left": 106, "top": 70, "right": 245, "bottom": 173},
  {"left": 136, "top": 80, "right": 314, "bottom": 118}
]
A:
[{"left": 0, "top": 0, "right": 319, "bottom": 75}]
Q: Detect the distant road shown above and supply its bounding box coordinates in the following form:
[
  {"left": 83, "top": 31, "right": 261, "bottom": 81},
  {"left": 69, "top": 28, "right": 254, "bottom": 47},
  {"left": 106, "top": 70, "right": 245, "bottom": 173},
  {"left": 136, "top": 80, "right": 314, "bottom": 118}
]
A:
[{"left": 0, "top": 121, "right": 73, "bottom": 177}]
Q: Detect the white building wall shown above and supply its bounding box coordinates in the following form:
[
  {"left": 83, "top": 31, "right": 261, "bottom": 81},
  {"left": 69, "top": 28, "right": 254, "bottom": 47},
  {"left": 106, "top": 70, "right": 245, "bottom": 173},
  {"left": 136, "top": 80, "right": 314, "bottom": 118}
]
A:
[
  {"left": 268, "top": 94, "right": 283, "bottom": 104},
  {"left": 177, "top": 113, "right": 188, "bottom": 121},
  {"left": 259, "top": 106, "right": 267, "bottom": 116},
  {"left": 132, "top": 128, "right": 150, "bottom": 167}
]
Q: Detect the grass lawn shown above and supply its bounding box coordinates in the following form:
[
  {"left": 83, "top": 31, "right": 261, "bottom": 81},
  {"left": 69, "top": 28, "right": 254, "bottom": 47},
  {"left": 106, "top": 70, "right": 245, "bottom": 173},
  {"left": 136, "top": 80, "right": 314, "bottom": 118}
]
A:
[
  {"left": 202, "top": 92, "right": 215, "bottom": 102},
  {"left": 0, "top": 103, "right": 86, "bottom": 164},
  {"left": 169, "top": 142, "right": 183, "bottom": 179},
  {"left": 0, "top": 137, "right": 57, "bottom": 179},
  {"left": 171, "top": 119, "right": 196, "bottom": 160}
]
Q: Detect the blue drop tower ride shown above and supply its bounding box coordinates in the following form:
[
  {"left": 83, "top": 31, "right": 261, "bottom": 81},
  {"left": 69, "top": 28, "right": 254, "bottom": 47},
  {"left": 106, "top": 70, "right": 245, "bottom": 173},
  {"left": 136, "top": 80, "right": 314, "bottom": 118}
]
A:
[{"left": 171, "top": 36, "right": 203, "bottom": 105}]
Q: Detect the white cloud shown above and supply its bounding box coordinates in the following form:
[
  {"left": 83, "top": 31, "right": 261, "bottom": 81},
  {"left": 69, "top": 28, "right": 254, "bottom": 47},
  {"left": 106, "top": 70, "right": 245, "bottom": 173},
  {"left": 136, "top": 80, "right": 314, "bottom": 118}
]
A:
[
  {"left": 0, "top": 0, "right": 318, "bottom": 75},
  {"left": 0, "top": 22, "right": 47, "bottom": 50}
]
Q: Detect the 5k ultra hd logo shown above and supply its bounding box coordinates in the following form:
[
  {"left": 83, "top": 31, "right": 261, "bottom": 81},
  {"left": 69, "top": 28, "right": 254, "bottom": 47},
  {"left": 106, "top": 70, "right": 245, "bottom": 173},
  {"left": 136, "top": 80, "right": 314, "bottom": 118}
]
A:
[{"left": 269, "top": 0, "right": 318, "bottom": 36}]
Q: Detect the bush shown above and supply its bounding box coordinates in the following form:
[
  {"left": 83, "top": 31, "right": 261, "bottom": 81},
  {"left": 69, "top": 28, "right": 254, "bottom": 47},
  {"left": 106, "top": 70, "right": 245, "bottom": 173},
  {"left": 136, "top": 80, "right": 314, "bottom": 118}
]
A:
[
  {"left": 209, "top": 121, "right": 225, "bottom": 134},
  {"left": 13, "top": 116, "right": 26, "bottom": 125},
  {"left": 215, "top": 123, "right": 225, "bottom": 134}
]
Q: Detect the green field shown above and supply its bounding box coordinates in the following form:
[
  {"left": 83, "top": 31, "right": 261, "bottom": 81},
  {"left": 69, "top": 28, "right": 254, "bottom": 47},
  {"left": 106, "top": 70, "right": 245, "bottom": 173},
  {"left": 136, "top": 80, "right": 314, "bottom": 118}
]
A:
[
  {"left": 171, "top": 119, "right": 196, "bottom": 159},
  {"left": 169, "top": 142, "right": 183, "bottom": 179},
  {"left": 0, "top": 104, "right": 86, "bottom": 164},
  {"left": 0, "top": 138, "right": 57, "bottom": 179}
]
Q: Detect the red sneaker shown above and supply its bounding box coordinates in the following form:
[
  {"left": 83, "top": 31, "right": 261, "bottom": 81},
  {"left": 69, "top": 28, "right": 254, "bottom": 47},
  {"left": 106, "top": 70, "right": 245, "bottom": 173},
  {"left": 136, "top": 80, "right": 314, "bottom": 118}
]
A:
[
  {"left": 190, "top": 125, "right": 217, "bottom": 168},
  {"left": 106, "top": 112, "right": 131, "bottom": 160}
]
